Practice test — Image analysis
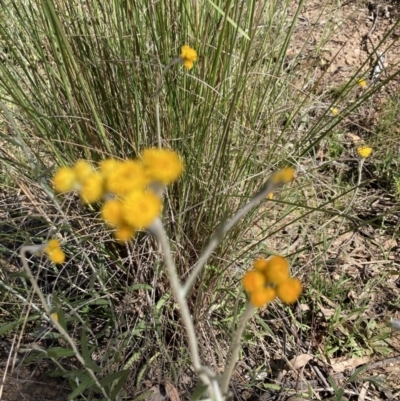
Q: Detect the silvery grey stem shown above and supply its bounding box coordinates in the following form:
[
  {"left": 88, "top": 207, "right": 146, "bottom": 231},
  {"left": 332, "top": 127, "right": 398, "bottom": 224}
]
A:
[
  {"left": 182, "top": 177, "right": 278, "bottom": 297},
  {"left": 150, "top": 219, "right": 224, "bottom": 401},
  {"left": 220, "top": 303, "right": 254, "bottom": 394}
]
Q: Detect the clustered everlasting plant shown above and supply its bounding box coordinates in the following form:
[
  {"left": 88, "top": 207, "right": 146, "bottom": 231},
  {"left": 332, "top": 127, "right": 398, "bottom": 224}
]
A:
[
  {"left": 3, "top": 0, "right": 400, "bottom": 398},
  {"left": 243, "top": 255, "right": 302, "bottom": 307},
  {"left": 17, "top": 43, "right": 302, "bottom": 401},
  {"left": 52, "top": 148, "right": 184, "bottom": 242}
]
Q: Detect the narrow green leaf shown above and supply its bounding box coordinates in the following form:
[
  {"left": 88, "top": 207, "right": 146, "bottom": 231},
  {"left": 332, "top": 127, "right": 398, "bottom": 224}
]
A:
[
  {"left": 348, "top": 365, "right": 367, "bottom": 382},
  {"left": 67, "top": 376, "right": 95, "bottom": 401},
  {"left": 0, "top": 319, "right": 24, "bottom": 335},
  {"left": 97, "top": 369, "right": 130, "bottom": 399},
  {"left": 81, "top": 328, "right": 101, "bottom": 373},
  {"left": 127, "top": 284, "right": 153, "bottom": 291},
  {"left": 47, "top": 347, "right": 76, "bottom": 358},
  {"left": 263, "top": 383, "right": 281, "bottom": 391},
  {"left": 206, "top": 0, "right": 250, "bottom": 40},
  {"left": 110, "top": 370, "right": 130, "bottom": 399},
  {"left": 156, "top": 293, "right": 170, "bottom": 310}
]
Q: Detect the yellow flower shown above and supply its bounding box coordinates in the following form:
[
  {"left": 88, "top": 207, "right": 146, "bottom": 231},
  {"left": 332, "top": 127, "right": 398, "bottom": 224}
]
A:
[
  {"left": 264, "top": 255, "right": 290, "bottom": 285},
  {"left": 74, "top": 160, "right": 94, "bottom": 183},
  {"left": 80, "top": 172, "right": 104, "bottom": 203},
  {"left": 141, "top": 148, "right": 184, "bottom": 185},
  {"left": 253, "top": 258, "right": 269, "bottom": 273},
  {"left": 242, "top": 270, "right": 265, "bottom": 293},
  {"left": 122, "top": 190, "right": 162, "bottom": 229},
  {"left": 276, "top": 278, "right": 302, "bottom": 304},
  {"left": 358, "top": 78, "right": 367, "bottom": 87},
  {"left": 100, "top": 158, "right": 119, "bottom": 176},
  {"left": 357, "top": 146, "right": 372, "bottom": 159},
  {"left": 267, "top": 193, "right": 274, "bottom": 200},
  {"left": 53, "top": 167, "right": 77, "bottom": 193},
  {"left": 44, "top": 240, "right": 65, "bottom": 264},
  {"left": 46, "top": 239, "right": 61, "bottom": 251},
  {"left": 114, "top": 225, "right": 136, "bottom": 242},
  {"left": 50, "top": 249, "right": 66, "bottom": 264},
  {"left": 101, "top": 199, "right": 124, "bottom": 226},
  {"left": 180, "top": 45, "right": 197, "bottom": 70},
  {"left": 331, "top": 108, "right": 339, "bottom": 116},
  {"left": 272, "top": 167, "right": 295, "bottom": 185},
  {"left": 105, "top": 160, "right": 149, "bottom": 195},
  {"left": 250, "top": 288, "right": 276, "bottom": 308}
]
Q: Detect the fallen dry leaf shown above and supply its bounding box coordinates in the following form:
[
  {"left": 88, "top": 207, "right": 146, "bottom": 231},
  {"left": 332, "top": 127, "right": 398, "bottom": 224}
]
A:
[
  {"left": 331, "top": 356, "right": 371, "bottom": 373},
  {"left": 165, "top": 381, "right": 180, "bottom": 401},
  {"left": 317, "top": 302, "right": 335, "bottom": 318},
  {"left": 299, "top": 303, "right": 310, "bottom": 312},
  {"left": 288, "top": 354, "right": 313, "bottom": 370}
]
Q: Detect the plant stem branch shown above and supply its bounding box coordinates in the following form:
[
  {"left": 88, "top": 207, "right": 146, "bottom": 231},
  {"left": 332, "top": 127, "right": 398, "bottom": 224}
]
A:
[
  {"left": 221, "top": 303, "right": 254, "bottom": 394},
  {"left": 182, "top": 178, "right": 276, "bottom": 297},
  {"left": 151, "top": 219, "right": 223, "bottom": 401}
]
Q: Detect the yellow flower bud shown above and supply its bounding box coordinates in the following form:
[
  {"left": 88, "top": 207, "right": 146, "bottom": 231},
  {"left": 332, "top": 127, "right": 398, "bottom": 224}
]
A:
[
  {"left": 180, "top": 45, "right": 197, "bottom": 70},
  {"left": 264, "top": 255, "right": 290, "bottom": 285},
  {"left": 53, "top": 167, "right": 77, "bottom": 193},
  {"left": 357, "top": 146, "right": 372, "bottom": 159},
  {"left": 276, "top": 278, "right": 302, "bottom": 304},
  {"left": 272, "top": 168, "right": 295, "bottom": 185},
  {"left": 253, "top": 258, "right": 269, "bottom": 273},
  {"left": 242, "top": 270, "right": 265, "bottom": 293},
  {"left": 250, "top": 288, "right": 276, "bottom": 307}
]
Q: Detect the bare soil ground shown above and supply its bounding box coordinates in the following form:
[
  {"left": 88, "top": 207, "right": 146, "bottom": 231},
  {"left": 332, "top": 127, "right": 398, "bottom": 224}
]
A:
[{"left": 0, "top": 343, "right": 69, "bottom": 401}]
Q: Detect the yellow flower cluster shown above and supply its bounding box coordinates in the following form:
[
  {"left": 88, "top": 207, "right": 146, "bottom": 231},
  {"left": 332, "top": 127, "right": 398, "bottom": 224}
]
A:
[
  {"left": 357, "top": 146, "right": 372, "bottom": 159},
  {"left": 44, "top": 239, "right": 65, "bottom": 264},
  {"left": 242, "top": 255, "right": 302, "bottom": 307},
  {"left": 52, "top": 148, "right": 184, "bottom": 242},
  {"left": 180, "top": 45, "right": 197, "bottom": 70}
]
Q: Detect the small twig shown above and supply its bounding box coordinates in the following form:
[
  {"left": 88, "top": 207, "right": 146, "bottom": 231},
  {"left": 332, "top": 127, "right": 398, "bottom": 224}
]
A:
[
  {"left": 365, "top": 354, "right": 400, "bottom": 370},
  {"left": 312, "top": 365, "right": 333, "bottom": 394}
]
